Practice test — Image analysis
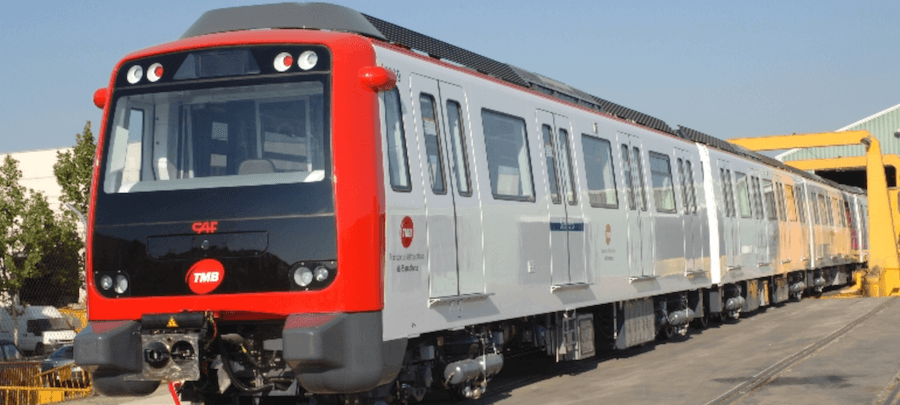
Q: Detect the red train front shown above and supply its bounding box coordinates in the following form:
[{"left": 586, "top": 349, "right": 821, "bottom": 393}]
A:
[{"left": 74, "top": 4, "right": 401, "bottom": 402}]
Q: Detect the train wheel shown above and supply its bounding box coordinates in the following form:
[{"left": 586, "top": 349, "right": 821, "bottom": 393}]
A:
[
  {"left": 657, "top": 325, "right": 675, "bottom": 340},
  {"left": 692, "top": 313, "right": 709, "bottom": 329}
]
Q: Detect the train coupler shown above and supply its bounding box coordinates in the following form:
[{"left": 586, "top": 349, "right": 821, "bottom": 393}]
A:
[{"left": 125, "top": 312, "right": 209, "bottom": 382}]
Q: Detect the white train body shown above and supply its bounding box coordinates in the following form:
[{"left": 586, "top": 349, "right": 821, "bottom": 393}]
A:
[{"left": 374, "top": 41, "right": 866, "bottom": 341}]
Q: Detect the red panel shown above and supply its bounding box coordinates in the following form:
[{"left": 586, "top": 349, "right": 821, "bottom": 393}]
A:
[{"left": 87, "top": 30, "right": 385, "bottom": 322}]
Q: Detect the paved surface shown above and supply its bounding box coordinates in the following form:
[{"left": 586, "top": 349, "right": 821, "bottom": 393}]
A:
[
  {"left": 72, "top": 296, "right": 900, "bottom": 405},
  {"left": 475, "top": 296, "right": 900, "bottom": 405}
]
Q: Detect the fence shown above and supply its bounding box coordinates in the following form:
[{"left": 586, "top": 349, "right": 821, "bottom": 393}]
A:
[{"left": 0, "top": 362, "right": 92, "bottom": 405}]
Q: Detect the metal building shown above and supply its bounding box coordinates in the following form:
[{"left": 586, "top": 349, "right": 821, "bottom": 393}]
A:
[{"left": 777, "top": 103, "right": 900, "bottom": 187}]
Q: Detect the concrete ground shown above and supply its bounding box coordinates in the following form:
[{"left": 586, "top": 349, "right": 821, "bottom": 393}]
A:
[
  {"left": 482, "top": 296, "right": 899, "bottom": 405},
  {"left": 71, "top": 296, "right": 900, "bottom": 405}
]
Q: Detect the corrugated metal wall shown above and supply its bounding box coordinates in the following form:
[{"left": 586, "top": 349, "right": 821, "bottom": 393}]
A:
[{"left": 779, "top": 103, "right": 900, "bottom": 161}]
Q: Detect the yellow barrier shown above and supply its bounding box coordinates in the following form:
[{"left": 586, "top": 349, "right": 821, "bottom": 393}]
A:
[
  {"left": 57, "top": 308, "right": 86, "bottom": 333},
  {"left": 0, "top": 362, "right": 92, "bottom": 405}
]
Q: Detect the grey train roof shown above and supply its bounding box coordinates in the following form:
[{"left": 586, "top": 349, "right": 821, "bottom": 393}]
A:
[{"left": 180, "top": 2, "right": 857, "bottom": 192}]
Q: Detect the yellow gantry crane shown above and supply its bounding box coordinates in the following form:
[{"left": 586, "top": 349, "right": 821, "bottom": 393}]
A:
[
  {"left": 786, "top": 154, "right": 900, "bottom": 248},
  {"left": 728, "top": 130, "right": 900, "bottom": 296}
]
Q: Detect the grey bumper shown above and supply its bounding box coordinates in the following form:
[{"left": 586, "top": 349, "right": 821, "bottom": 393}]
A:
[
  {"left": 283, "top": 311, "right": 406, "bottom": 394},
  {"left": 73, "top": 321, "right": 159, "bottom": 396}
]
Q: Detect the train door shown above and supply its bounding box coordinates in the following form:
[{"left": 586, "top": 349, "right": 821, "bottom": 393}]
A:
[
  {"left": 410, "top": 74, "right": 484, "bottom": 297},
  {"left": 718, "top": 160, "right": 741, "bottom": 270},
  {"left": 621, "top": 134, "right": 653, "bottom": 277},
  {"left": 795, "top": 181, "right": 812, "bottom": 268},
  {"left": 537, "top": 110, "right": 586, "bottom": 286},
  {"left": 775, "top": 179, "right": 791, "bottom": 271},
  {"left": 675, "top": 149, "right": 698, "bottom": 273},
  {"left": 761, "top": 177, "right": 779, "bottom": 269}
]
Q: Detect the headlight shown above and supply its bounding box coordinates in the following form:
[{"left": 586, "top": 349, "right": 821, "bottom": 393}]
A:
[
  {"left": 100, "top": 275, "right": 113, "bottom": 290},
  {"left": 293, "top": 267, "right": 313, "bottom": 287},
  {"left": 114, "top": 275, "right": 129, "bottom": 294},
  {"left": 314, "top": 266, "right": 329, "bottom": 282}
]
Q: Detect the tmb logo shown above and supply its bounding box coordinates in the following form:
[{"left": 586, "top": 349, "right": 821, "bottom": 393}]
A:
[
  {"left": 185, "top": 259, "right": 225, "bottom": 294},
  {"left": 400, "top": 216, "right": 414, "bottom": 248}
]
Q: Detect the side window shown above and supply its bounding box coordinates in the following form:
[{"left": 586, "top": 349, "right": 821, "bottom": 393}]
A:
[
  {"left": 796, "top": 188, "right": 806, "bottom": 223},
  {"left": 481, "top": 109, "right": 534, "bottom": 201},
  {"left": 649, "top": 152, "right": 676, "bottom": 213},
  {"left": 775, "top": 182, "right": 786, "bottom": 221},
  {"left": 835, "top": 198, "right": 842, "bottom": 226},
  {"left": 381, "top": 88, "right": 411, "bottom": 192},
  {"left": 726, "top": 169, "right": 735, "bottom": 217},
  {"left": 763, "top": 179, "right": 777, "bottom": 220},
  {"left": 677, "top": 158, "right": 689, "bottom": 214},
  {"left": 420, "top": 94, "right": 446, "bottom": 194},
  {"left": 735, "top": 172, "right": 751, "bottom": 218},
  {"left": 811, "top": 192, "right": 821, "bottom": 224},
  {"left": 785, "top": 184, "right": 798, "bottom": 221},
  {"left": 621, "top": 145, "right": 635, "bottom": 210},
  {"left": 752, "top": 177, "right": 764, "bottom": 219},
  {"left": 844, "top": 199, "right": 853, "bottom": 228},
  {"left": 582, "top": 135, "right": 618, "bottom": 208},
  {"left": 542, "top": 125, "right": 561, "bottom": 204},
  {"left": 862, "top": 206, "right": 869, "bottom": 249},
  {"left": 633, "top": 147, "right": 648, "bottom": 211},
  {"left": 720, "top": 169, "right": 732, "bottom": 217},
  {"left": 558, "top": 129, "right": 577, "bottom": 205},
  {"left": 445, "top": 100, "right": 471, "bottom": 196},
  {"left": 818, "top": 194, "right": 831, "bottom": 225},
  {"left": 685, "top": 160, "right": 697, "bottom": 214}
]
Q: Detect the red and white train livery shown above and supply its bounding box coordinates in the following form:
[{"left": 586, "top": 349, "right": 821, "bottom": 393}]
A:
[{"left": 74, "top": 3, "right": 868, "bottom": 404}]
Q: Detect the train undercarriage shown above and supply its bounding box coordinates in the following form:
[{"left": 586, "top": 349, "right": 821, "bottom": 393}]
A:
[{"left": 80, "top": 266, "right": 859, "bottom": 405}]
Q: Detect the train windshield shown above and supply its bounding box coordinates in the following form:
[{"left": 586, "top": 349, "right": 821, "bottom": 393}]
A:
[{"left": 102, "top": 80, "right": 327, "bottom": 194}]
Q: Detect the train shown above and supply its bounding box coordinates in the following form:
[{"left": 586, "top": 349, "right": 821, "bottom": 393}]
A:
[{"left": 73, "top": 3, "right": 869, "bottom": 405}]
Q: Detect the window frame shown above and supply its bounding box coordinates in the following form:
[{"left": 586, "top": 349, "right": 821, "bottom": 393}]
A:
[
  {"left": 649, "top": 151, "right": 677, "bottom": 214},
  {"left": 481, "top": 108, "right": 535, "bottom": 202},
  {"left": 582, "top": 134, "right": 618, "bottom": 209},
  {"left": 381, "top": 88, "right": 412, "bottom": 192},
  {"left": 445, "top": 99, "right": 472, "bottom": 197}
]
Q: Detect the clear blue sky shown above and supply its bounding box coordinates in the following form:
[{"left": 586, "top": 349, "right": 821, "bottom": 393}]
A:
[{"left": 2, "top": 1, "right": 898, "bottom": 154}]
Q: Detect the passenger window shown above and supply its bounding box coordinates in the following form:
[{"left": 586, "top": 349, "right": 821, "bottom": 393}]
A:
[
  {"left": 763, "top": 179, "right": 777, "bottom": 220},
  {"left": 796, "top": 188, "right": 806, "bottom": 223},
  {"left": 720, "top": 169, "right": 731, "bottom": 217},
  {"left": 582, "top": 135, "right": 618, "bottom": 208},
  {"left": 785, "top": 184, "right": 798, "bottom": 222},
  {"left": 558, "top": 129, "right": 577, "bottom": 205},
  {"left": 420, "top": 94, "right": 446, "bottom": 194},
  {"left": 685, "top": 160, "right": 697, "bottom": 214},
  {"left": 649, "top": 152, "right": 676, "bottom": 213},
  {"left": 735, "top": 172, "right": 751, "bottom": 218},
  {"left": 812, "top": 193, "right": 822, "bottom": 224},
  {"left": 542, "top": 125, "right": 561, "bottom": 204},
  {"left": 445, "top": 100, "right": 471, "bottom": 197},
  {"left": 381, "top": 89, "right": 411, "bottom": 192},
  {"left": 726, "top": 169, "right": 735, "bottom": 217},
  {"left": 481, "top": 109, "right": 534, "bottom": 201},
  {"left": 844, "top": 200, "right": 853, "bottom": 228},
  {"left": 678, "top": 158, "right": 689, "bottom": 214},
  {"left": 622, "top": 145, "right": 635, "bottom": 210},
  {"left": 752, "top": 177, "right": 764, "bottom": 219},
  {"left": 633, "top": 147, "right": 648, "bottom": 211},
  {"left": 775, "top": 181, "right": 786, "bottom": 222}
]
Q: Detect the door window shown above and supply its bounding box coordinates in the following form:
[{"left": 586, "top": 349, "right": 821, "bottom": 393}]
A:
[
  {"left": 445, "top": 100, "right": 471, "bottom": 196},
  {"left": 419, "top": 93, "right": 446, "bottom": 194}
]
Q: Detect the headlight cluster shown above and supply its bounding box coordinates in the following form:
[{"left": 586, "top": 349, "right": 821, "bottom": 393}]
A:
[
  {"left": 290, "top": 261, "right": 336, "bottom": 290},
  {"left": 95, "top": 271, "right": 130, "bottom": 297}
]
